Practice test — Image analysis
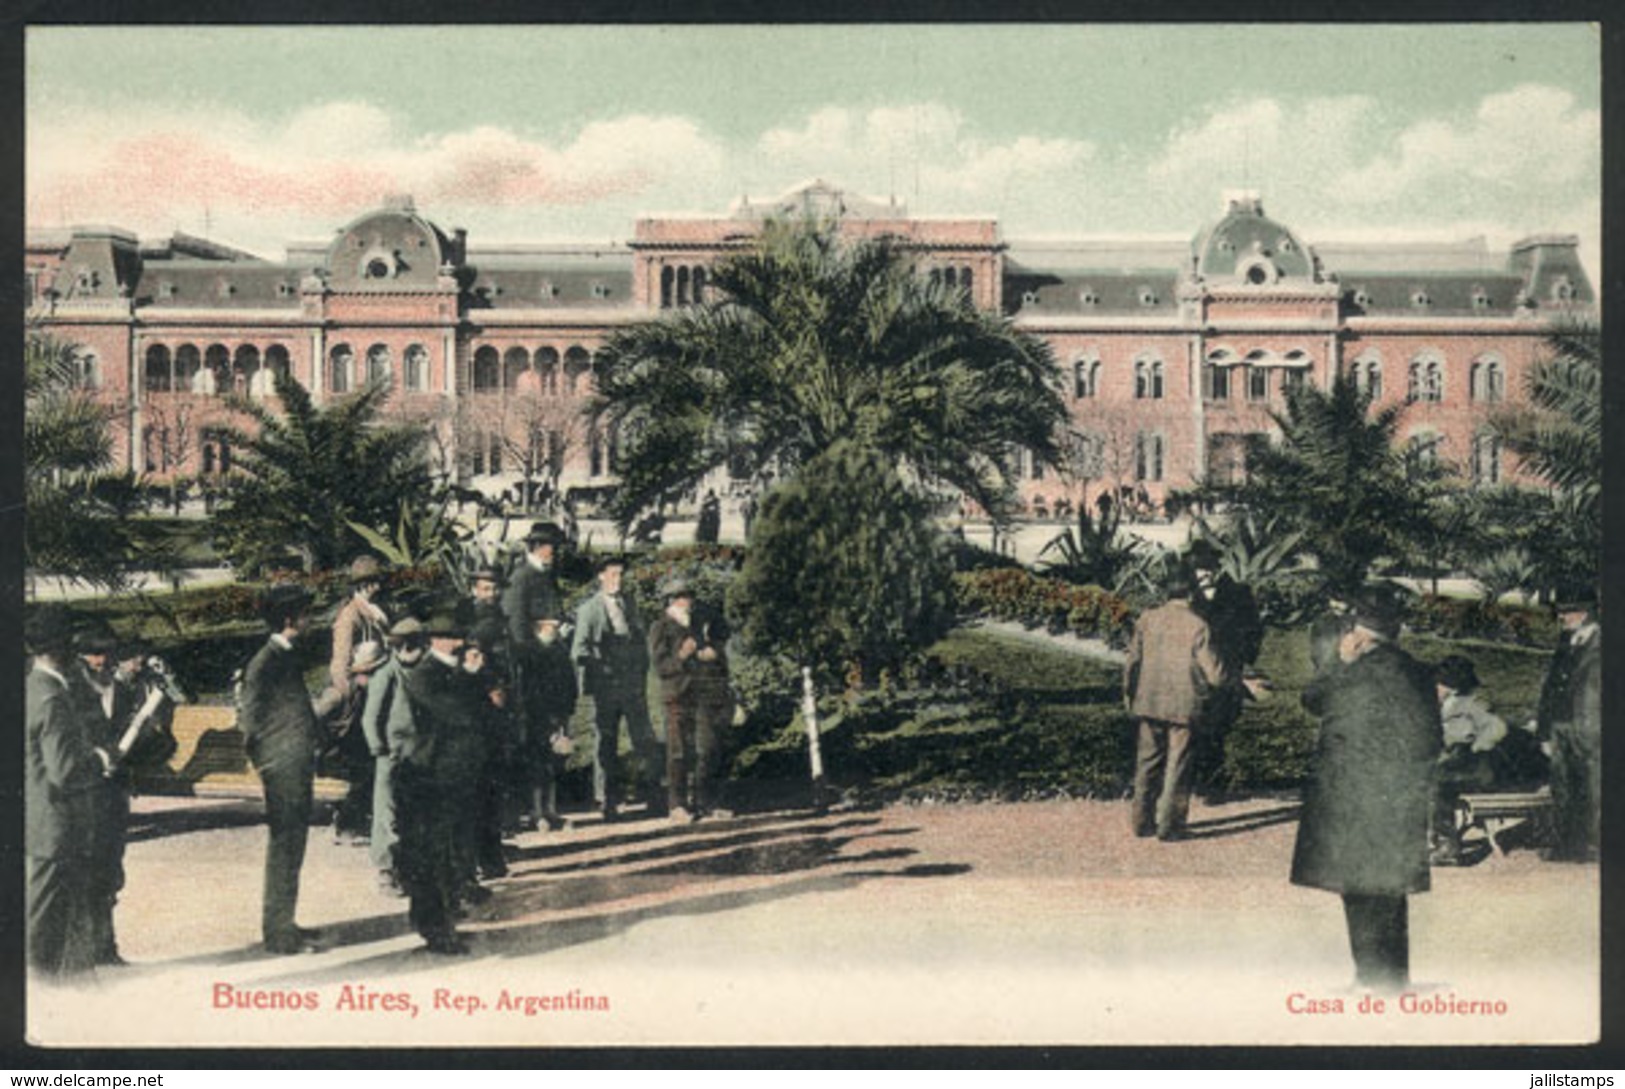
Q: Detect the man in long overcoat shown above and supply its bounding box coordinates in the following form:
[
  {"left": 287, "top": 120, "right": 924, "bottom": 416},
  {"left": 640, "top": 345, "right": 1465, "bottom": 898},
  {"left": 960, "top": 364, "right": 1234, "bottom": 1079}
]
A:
[
  {"left": 239, "top": 584, "right": 324, "bottom": 955},
  {"left": 503, "top": 523, "right": 565, "bottom": 651},
  {"left": 361, "top": 617, "right": 427, "bottom": 893},
  {"left": 572, "top": 555, "right": 663, "bottom": 821},
  {"left": 394, "top": 605, "right": 483, "bottom": 954},
  {"left": 1291, "top": 584, "right": 1439, "bottom": 991},
  {"left": 25, "top": 606, "right": 110, "bottom": 977},
  {"left": 1124, "top": 568, "right": 1229, "bottom": 840},
  {"left": 1538, "top": 586, "right": 1601, "bottom": 862},
  {"left": 326, "top": 555, "right": 390, "bottom": 842}
]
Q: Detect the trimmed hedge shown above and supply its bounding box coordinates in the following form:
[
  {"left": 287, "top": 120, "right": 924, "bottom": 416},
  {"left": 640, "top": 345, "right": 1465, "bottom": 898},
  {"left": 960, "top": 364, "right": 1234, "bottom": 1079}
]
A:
[{"left": 952, "top": 568, "right": 1136, "bottom": 647}]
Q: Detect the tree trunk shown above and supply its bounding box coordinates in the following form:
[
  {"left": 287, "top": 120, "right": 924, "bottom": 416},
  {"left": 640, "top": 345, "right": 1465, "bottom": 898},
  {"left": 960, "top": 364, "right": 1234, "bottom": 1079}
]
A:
[{"left": 800, "top": 665, "right": 826, "bottom": 799}]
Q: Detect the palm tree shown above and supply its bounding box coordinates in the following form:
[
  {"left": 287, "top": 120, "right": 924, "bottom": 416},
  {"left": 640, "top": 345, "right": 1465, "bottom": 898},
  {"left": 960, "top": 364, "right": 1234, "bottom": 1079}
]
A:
[
  {"left": 592, "top": 217, "right": 1068, "bottom": 528},
  {"left": 1489, "top": 317, "right": 1600, "bottom": 589},
  {"left": 208, "top": 371, "right": 432, "bottom": 574},
  {"left": 1206, "top": 371, "right": 1427, "bottom": 594},
  {"left": 24, "top": 333, "right": 137, "bottom": 592}
]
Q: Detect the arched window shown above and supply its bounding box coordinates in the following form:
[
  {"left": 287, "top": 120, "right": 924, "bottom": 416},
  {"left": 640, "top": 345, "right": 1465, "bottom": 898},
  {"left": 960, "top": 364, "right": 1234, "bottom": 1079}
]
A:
[
  {"left": 1408, "top": 355, "right": 1444, "bottom": 403},
  {"left": 693, "top": 266, "right": 708, "bottom": 304},
  {"left": 472, "top": 346, "right": 500, "bottom": 392},
  {"left": 175, "top": 344, "right": 201, "bottom": 391},
  {"left": 366, "top": 344, "right": 392, "bottom": 385},
  {"left": 1408, "top": 431, "right": 1442, "bottom": 468},
  {"left": 564, "top": 347, "right": 591, "bottom": 396},
  {"left": 1069, "top": 432, "right": 1105, "bottom": 479},
  {"left": 1248, "top": 366, "right": 1269, "bottom": 402},
  {"left": 536, "top": 347, "right": 560, "bottom": 396},
  {"left": 1206, "top": 363, "right": 1231, "bottom": 401},
  {"left": 503, "top": 347, "right": 529, "bottom": 391},
  {"left": 961, "top": 267, "right": 973, "bottom": 300},
  {"left": 1151, "top": 360, "right": 1165, "bottom": 400},
  {"left": 1134, "top": 360, "right": 1148, "bottom": 400},
  {"left": 403, "top": 345, "right": 428, "bottom": 392},
  {"left": 204, "top": 345, "right": 230, "bottom": 395},
  {"left": 254, "top": 345, "right": 289, "bottom": 398},
  {"left": 1471, "top": 357, "right": 1505, "bottom": 403},
  {"left": 232, "top": 345, "right": 260, "bottom": 396},
  {"left": 1073, "top": 358, "right": 1100, "bottom": 399},
  {"left": 1135, "top": 431, "right": 1164, "bottom": 483},
  {"left": 145, "top": 345, "right": 172, "bottom": 393},
  {"left": 1354, "top": 356, "right": 1383, "bottom": 400},
  {"left": 677, "top": 266, "right": 691, "bottom": 307},
  {"left": 660, "top": 266, "right": 674, "bottom": 309},
  {"left": 329, "top": 344, "right": 353, "bottom": 394}
]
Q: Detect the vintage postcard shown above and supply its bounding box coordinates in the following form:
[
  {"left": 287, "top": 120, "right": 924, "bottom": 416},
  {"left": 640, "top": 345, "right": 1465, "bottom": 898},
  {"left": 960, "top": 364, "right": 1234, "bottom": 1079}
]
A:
[{"left": 21, "top": 23, "right": 1602, "bottom": 1048}]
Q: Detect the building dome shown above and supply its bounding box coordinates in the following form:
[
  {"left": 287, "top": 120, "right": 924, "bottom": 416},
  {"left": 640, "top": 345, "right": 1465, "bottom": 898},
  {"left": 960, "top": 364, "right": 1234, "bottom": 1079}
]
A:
[
  {"left": 325, "top": 195, "right": 456, "bottom": 290},
  {"left": 1191, "top": 193, "right": 1315, "bottom": 285}
]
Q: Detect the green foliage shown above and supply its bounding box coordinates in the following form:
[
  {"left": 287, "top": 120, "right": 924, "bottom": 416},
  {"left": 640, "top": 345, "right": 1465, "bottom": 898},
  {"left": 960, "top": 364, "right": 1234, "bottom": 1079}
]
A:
[
  {"left": 25, "top": 335, "right": 151, "bottom": 590},
  {"left": 594, "top": 216, "right": 1068, "bottom": 529},
  {"left": 951, "top": 567, "right": 1137, "bottom": 646},
  {"left": 1489, "top": 317, "right": 1601, "bottom": 590},
  {"left": 729, "top": 442, "right": 955, "bottom": 683},
  {"left": 207, "top": 371, "right": 432, "bottom": 574},
  {"left": 1037, "top": 500, "right": 1147, "bottom": 591},
  {"left": 1405, "top": 594, "right": 1558, "bottom": 648},
  {"left": 1198, "top": 372, "right": 1429, "bottom": 594}
]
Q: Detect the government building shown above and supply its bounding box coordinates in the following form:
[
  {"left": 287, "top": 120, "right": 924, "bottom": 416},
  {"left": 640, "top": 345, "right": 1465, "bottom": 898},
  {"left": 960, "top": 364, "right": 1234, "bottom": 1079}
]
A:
[{"left": 24, "top": 180, "right": 1596, "bottom": 516}]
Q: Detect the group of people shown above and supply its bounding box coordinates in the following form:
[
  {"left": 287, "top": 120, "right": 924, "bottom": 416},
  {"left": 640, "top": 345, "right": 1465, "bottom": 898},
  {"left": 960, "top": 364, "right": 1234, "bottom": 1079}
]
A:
[
  {"left": 234, "top": 520, "right": 736, "bottom": 957},
  {"left": 23, "top": 608, "right": 185, "bottom": 977},
  {"left": 1123, "top": 572, "right": 1602, "bottom": 993}
]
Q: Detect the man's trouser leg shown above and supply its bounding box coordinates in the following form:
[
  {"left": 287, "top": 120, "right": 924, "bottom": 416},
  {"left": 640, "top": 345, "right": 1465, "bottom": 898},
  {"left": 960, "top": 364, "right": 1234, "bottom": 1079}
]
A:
[
  {"left": 259, "top": 768, "right": 313, "bottom": 944},
  {"left": 88, "top": 787, "right": 128, "bottom": 962},
  {"left": 395, "top": 765, "right": 451, "bottom": 943},
  {"left": 664, "top": 695, "right": 694, "bottom": 812},
  {"left": 1130, "top": 719, "right": 1168, "bottom": 837},
  {"left": 28, "top": 854, "right": 91, "bottom": 976},
  {"left": 1156, "top": 724, "right": 1196, "bottom": 837},
  {"left": 693, "top": 691, "right": 729, "bottom": 813},
  {"left": 370, "top": 755, "right": 398, "bottom": 875},
  {"left": 622, "top": 696, "right": 665, "bottom": 812},
  {"left": 1342, "top": 892, "right": 1409, "bottom": 990},
  {"left": 592, "top": 696, "right": 623, "bottom": 811}
]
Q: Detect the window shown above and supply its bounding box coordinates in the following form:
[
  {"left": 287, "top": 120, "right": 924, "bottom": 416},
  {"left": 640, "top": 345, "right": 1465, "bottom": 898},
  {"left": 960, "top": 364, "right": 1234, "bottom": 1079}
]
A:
[
  {"left": 591, "top": 282, "right": 610, "bottom": 300},
  {"left": 404, "top": 345, "right": 429, "bottom": 392},
  {"left": 1408, "top": 357, "right": 1443, "bottom": 403},
  {"left": 589, "top": 425, "right": 604, "bottom": 477},
  {"left": 470, "top": 431, "right": 486, "bottom": 476},
  {"left": 1281, "top": 369, "right": 1307, "bottom": 395},
  {"left": 204, "top": 345, "right": 230, "bottom": 396},
  {"left": 1079, "top": 287, "right": 1099, "bottom": 307},
  {"left": 503, "top": 347, "right": 529, "bottom": 391},
  {"left": 1134, "top": 432, "right": 1164, "bottom": 483},
  {"left": 660, "top": 266, "right": 674, "bottom": 309},
  {"left": 473, "top": 347, "right": 500, "bottom": 392},
  {"left": 1069, "top": 432, "right": 1105, "bottom": 479},
  {"left": 70, "top": 351, "right": 101, "bottom": 390},
  {"left": 564, "top": 347, "right": 591, "bottom": 396},
  {"left": 254, "top": 346, "right": 288, "bottom": 398},
  {"left": 1021, "top": 290, "right": 1039, "bottom": 307},
  {"left": 536, "top": 347, "right": 560, "bottom": 396},
  {"left": 232, "top": 346, "right": 260, "bottom": 395},
  {"left": 1408, "top": 432, "right": 1442, "bottom": 469},
  {"left": 1353, "top": 357, "right": 1382, "bottom": 400},
  {"left": 329, "top": 344, "right": 353, "bottom": 394},
  {"left": 1135, "top": 360, "right": 1161, "bottom": 399},
  {"left": 488, "top": 434, "right": 503, "bottom": 476},
  {"left": 1073, "top": 358, "right": 1100, "bottom": 399},
  {"left": 366, "top": 344, "right": 392, "bottom": 384},
  {"left": 1138, "top": 286, "right": 1159, "bottom": 307},
  {"left": 1207, "top": 364, "right": 1231, "bottom": 401},
  {"left": 175, "top": 345, "right": 201, "bottom": 390},
  {"left": 1248, "top": 366, "right": 1269, "bottom": 402},
  {"left": 145, "top": 345, "right": 172, "bottom": 393},
  {"left": 1472, "top": 434, "right": 1502, "bottom": 486},
  {"left": 1471, "top": 358, "right": 1504, "bottom": 403}
]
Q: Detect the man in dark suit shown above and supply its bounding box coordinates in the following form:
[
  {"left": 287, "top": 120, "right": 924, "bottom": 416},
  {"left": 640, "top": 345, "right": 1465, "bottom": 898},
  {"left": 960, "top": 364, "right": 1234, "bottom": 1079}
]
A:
[
  {"left": 1291, "top": 583, "right": 1439, "bottom": 992},
  {"left": 648, "top": 579, "right": 734, "bottom": 822},
  {"left": 572, "top": 556, "right": 663, "bottom": 821},
  {"left": 1538, "top": 584, "right": 1601, "bottom": 862},
  {"left": 395, "top": 604, "right": 485, "bottom": 955},
  {"left": 502, "top": 523, "right": 565, "bottom": 652},
  {"left": 69, "top": 620, "right": 140, "bottom": 967},
  {"left": 239, "top": 584, "right": 324, "bottom": 955}
]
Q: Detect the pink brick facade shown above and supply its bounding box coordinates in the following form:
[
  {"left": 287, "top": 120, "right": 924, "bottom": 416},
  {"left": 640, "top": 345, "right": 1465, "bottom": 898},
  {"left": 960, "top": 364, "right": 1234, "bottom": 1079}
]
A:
[{"left": 26, "top": 186, "right": 1594, "bottom": 513}]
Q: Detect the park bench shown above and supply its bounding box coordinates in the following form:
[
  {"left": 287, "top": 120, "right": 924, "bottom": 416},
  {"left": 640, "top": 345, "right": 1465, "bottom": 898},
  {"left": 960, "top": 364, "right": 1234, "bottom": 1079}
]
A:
[
  {"left": 130, "top": 704, "right": 346, "bottom": 801},
  {"left": 1454, "top": 787, "right": 1556, "bottom": 857}
]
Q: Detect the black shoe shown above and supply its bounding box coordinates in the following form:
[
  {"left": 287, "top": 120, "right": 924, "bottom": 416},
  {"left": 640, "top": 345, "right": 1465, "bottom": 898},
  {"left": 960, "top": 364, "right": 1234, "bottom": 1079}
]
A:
[
  {"left": 95, "top": 951, "right": 129, "bottom": 967},
  {"left": 542, "top": 813, "right": 568, "bottom": 832},
  {"left": 292, "top": 926, "right": 324, "bottom": 942},
  {"left": 479, "top": 863, "right": 509, "bottom": 880},
  {"left": 424, "top": 934, "right": 470, "bottom": 956},
  {"left": 462, "top": 884, "right": 493, "bottom": 905},
  {"left": 1155, "top": 830, "right": 1188, "bottom": 842},
  {"left": 264, "top": 935, "right": 319, "bottom": 956},
  {"left": 600, "top": 805, "right": 620, "bottom": 824}
]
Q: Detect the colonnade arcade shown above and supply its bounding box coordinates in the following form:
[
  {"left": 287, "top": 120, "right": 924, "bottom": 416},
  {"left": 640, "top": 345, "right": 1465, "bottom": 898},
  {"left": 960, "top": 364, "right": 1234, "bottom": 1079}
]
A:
[
  {"left": 468, "top": 343, "right": 599, "bottom": 397},
  {"left": 143, "top": 342, "right": 291, "bottom": 398}
]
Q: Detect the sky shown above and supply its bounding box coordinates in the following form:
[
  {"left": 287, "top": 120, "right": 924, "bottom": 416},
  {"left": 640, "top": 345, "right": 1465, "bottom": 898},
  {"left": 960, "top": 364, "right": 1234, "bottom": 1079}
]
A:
[{"left": 25, "top": 24, "right": 1602, "bottom": 281}]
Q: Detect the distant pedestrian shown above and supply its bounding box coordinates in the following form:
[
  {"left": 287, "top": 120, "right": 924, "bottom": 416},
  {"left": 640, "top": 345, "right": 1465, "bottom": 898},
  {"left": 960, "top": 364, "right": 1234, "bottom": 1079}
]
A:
[
  {"left": 696, "top": 489, "right": 722, "bottom": 545},
  {"left": 1124, "top": 567, "right": 1230, "bottom": 841},
  {"left": 573, "top": 556, "right": 663, "bottom": 821},
  {"left": 239, "top": 585, "right": 325, "bottom": 955},
  {"left": 1291, "top": 583, "right": 1439, "bottom": 992},
  {"left": 1537, "top": 584, "right": 1601, "bottom": 862}
]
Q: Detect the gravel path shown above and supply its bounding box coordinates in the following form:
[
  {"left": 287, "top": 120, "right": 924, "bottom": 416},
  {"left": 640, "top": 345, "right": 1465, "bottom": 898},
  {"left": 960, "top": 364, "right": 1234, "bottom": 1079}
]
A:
[{"left": 28, "top": 792, "right": 1598, "bottom": 1048}]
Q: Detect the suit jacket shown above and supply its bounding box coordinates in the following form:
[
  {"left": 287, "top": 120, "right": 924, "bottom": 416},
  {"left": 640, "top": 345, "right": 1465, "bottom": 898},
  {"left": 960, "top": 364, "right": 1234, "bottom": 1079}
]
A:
[
  {"left": 648, "top": 608, "right": 731, "bottom": 701},
  {"left": 329, "top": 595, "right": 389, "bottom": 694},
  {"left": 1291, "top": 641, "right": 1440, "bottom": 897},
  {"left": 25, "top": 664, "right": 106, "bottom": 859},
  {"left": 502, "top": 561, "right": 563, "bottom": 649},
  {"left": 1123, "top": 598, "right": 1227, "bottom": 726},
  {"left": 572, "top": 591, "right": 649, "bottom": 699},
  {"left": 361, "top": 656, "right": 418, "bottom": 759},
  {"left": 1538, "top": 622, "right": 1601, "bottom": 748},
  {"left": 239, "top": 637, "right": 320, "bottom": 781}
]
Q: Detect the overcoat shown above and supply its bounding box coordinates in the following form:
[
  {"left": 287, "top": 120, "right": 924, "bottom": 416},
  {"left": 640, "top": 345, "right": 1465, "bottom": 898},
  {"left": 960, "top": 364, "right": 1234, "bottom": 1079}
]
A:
[
  {"left": 398, "top": 653, "right": 486, "bottom": 778},
  {"left": 1290, "top": 641, "right": 1440, "bottom": 896},
  {"left": 25, "top": 665, "right": 105, "bottom": 860},
  {"left": 572, "top": 592, "right": 650, "bottom": 701},
  {"left": 1123, "top": 599, "right": 1226, "bottom": 726},
  {"left": 502, "top": 561, "right": 563, "bottom": 649}
]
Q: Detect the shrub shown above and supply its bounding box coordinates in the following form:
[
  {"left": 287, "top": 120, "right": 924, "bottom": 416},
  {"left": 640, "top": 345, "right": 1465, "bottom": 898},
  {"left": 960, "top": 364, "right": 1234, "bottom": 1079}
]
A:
[
  {"left": 952, "top": 568, "right": 1136, "bottom": 647},
  {"left": 1407, "top": 594, "right": 1557, "bottom": 647}
]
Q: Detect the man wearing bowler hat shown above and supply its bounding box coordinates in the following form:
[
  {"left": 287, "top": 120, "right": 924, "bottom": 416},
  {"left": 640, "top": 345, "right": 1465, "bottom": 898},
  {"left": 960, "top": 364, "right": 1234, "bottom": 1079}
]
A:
[
  {"left": 503, "top": 522, "right": 565, "bottom": 652},
  {"left": 1537, "top": 582, "right": 1601, "bottom": 862},
  {"left": 648, "top": 578, "right": 734, "bottom": 822},
  {"left": 239, "top": 584, "right": 325, "bottom": 955},
  {"left": 1291, "top": 582, "right": 1439, "bottom": 992},
  {"left": 25, "top": 606, "right": 111, "bottom": 976},
  {"left": 573, "top": 555, "right": 663, "bottom": 821}
]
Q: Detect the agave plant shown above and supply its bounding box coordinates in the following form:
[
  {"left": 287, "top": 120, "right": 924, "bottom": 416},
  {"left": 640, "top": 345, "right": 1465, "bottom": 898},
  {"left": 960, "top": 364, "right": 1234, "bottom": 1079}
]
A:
[{"left": 1037, "top": 499, "right": 1146, "bottom": 590}]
